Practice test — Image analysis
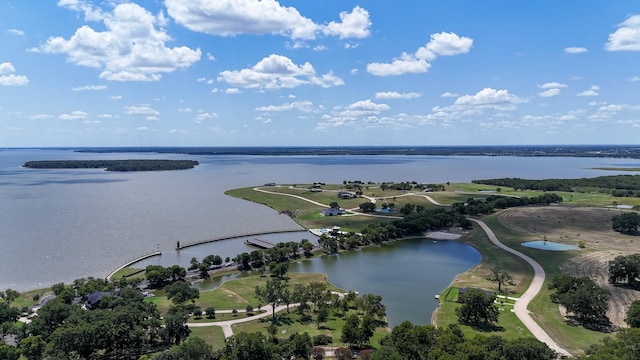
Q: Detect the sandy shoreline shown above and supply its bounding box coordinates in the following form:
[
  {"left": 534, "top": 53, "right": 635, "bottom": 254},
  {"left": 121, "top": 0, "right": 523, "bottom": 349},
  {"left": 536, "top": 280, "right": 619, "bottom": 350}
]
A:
[{"left": 424, "top": 230, "right": 463, "bottom": 240}]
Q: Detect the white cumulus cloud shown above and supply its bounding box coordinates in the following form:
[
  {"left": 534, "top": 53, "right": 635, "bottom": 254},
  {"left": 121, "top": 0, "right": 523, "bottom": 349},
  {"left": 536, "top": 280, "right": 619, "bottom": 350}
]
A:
[
  {"left": 564, "top": 47, "right": 587, "bottom": 54},
  {"left": 256, "top": 101, "right": 315, "bottom": 112},
  {"left": 367, "top": 32, "right": 472, "bottom": 76},
  {"left": 218, "top": 54, "right": 343, "bottom": 89},
  {"left": 165, "top": 0, "right": 371, "bottom": 41},
  {"left": 71, "top": 85, "right": 107, "bottom": 91},
  {"left": 194, "top": 112, "right": 217, "bottom": 123},
  {"left": 323, "top": 6, "right": 371, "bottom": 39},
  {"left": 606, "top": 14, "right": 640, "bottom": 51},
  {"left": 34, "top": 2, "right": 201, "bottom": 81},
  {"left": 124, "top": 104, "right": 160, "bottom": 118},
  {"left": 538, "top": 88, "right": 560, "bottom": 98},
  {"left": 375, "top": 91, "right": 421, "bottom": 99},
  {"left": 0, "top": 62, "right": 29, "bottom": 86},
  {"left": 577, "top": 85, "right": 600, "bottom": 97},
  {"left": 59, "top": 110, "right": 89, "bottom": 120}
]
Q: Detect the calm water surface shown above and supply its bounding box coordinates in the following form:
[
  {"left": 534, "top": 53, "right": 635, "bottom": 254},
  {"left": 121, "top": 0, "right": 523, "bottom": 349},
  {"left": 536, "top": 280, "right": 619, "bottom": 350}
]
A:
[
  {"left": 1, "top": 149, "right": 637, "bottom": 292},
  {"left": 289, "top": 238, "right": 480, "bottom": 327}
]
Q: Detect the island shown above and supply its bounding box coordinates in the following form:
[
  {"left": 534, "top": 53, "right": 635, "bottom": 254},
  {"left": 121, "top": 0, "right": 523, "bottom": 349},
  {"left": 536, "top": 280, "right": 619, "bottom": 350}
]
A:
[{"left": 22, "top": 159, "right": 199, "bottom": 171}]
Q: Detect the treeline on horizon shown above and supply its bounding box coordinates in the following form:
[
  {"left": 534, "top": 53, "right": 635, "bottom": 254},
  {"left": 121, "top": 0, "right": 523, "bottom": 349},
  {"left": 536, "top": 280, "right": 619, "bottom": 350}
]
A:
[
  {"left": 23, "top": 159, "right": 199, "bottom": 172},
  {"left": 71, "top": 145, "right": 640, "bottom": 158},
  {"left": 473, "top": 175, "right": 640, "bottom": 197}
]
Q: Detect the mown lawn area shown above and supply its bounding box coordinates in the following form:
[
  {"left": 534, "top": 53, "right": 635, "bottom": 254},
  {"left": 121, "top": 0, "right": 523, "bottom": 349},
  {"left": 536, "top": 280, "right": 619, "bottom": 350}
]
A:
[
  {"left": 188, "top": 327, "right": 226, "bottom": 350},
  {"left": 436, "top": 287, "right": 533, "bottom": 341},
  {"left": 232, "top": 309, "right": 389, "bottom": 349}
]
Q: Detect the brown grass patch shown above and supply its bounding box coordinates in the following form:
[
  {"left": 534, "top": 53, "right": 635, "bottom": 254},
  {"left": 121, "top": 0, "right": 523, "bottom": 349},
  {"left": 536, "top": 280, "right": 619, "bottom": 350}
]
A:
[
  {"left": 497, "top": 206, "right": 637, "bottom": 251},
  {"left": 497, "top": 206, "right": 640, "bottom": 329}
]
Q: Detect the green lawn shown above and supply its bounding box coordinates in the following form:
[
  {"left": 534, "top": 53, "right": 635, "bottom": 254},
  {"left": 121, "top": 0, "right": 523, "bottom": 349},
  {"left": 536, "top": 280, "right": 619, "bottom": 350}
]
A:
[
  {"left": 232, "top": 310, "right": 389, "bottom": 349},
  {"left": 188, "top": 327, "right": 226, "bottom": 350},
  {"left": 436, "top": 287, "right": 533, "bottom": 341}
]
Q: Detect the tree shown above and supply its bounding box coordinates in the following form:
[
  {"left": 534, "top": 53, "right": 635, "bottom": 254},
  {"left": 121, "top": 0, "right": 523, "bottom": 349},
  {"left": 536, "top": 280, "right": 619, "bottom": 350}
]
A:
[
  {"left": 162, "top": 311, "right": 190, "bottom": 345},
  {"left": 341, "top": 313, "right": 362, "bottom": 347},
  {"left": 222, "top": 332, "right": 274, "bottom": 360},
  {"left": 255, "top": 278, "right": 284, "bottom": 320},
  {"left": 170, "top": 336, "right": 215, "bottom": 360},
  {"left": 455, "top": 289, "right": 499, "bottom": 326},
  {"left": 329, "top": 201, "right": 340, "bottom": 209},
  {"left": 205, "top": 306, "right": 215, "bottom": 319},
  {"left": 359, "top": 202, "right": 376, "bottom": 213},
  {"left": 502, "top": 338, "right": 557, "bottom": 360},
  {"left": 612, "top": 212, "right": 640, "bottom": 234},
  {"left": 487, "top": 266, "right": 515, "bottom": 293},
  {"left": 0, "top": 289, "right": 19, "bottom": 305},
  {"left": 164, "top": 281, "right": 200, "bottom": 305},
  {"left": 269, "top": 261, "right": 289, "bottom": 278},
  {"left": 369, "top": 346, "right": 404, "bottom": 360},
  {"left": 608, "top": 254, "right": 640, "bottom": 287},
  {"left": 286, "top": 332, "right": 312, "bottom": 360},
  {"left": 626, "top": 300, "right": 640, "bottom": 328},
  {"left": 18, "top": 335, "right": 46, "bottom": 360}
]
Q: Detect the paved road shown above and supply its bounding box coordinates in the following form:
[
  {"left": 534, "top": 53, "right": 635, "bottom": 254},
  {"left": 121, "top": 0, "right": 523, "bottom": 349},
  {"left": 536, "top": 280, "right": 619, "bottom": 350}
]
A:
[{"left": 470, "top": 218, "right": 571, "bottom": 358}]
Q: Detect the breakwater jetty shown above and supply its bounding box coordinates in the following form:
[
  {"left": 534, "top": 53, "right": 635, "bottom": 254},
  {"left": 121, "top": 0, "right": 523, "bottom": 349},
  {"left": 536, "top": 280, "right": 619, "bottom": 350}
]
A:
[
  {"left": 105, "top": 251, "right": 162, "bottom": 280},
  {"left": 175, "top": 229, "right": 307, "bottom": 250}
]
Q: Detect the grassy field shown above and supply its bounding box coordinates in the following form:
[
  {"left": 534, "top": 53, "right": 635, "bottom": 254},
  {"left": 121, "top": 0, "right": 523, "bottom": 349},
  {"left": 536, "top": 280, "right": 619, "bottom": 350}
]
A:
[
  {"left": 189, "top": 327, "right": 226, "bottom": 349},
  {"left": 232, "top": 309, "right": 390, "bottom": 349},
  {"left": 436, "top": 287, "right": 534, "bottom": 341}
]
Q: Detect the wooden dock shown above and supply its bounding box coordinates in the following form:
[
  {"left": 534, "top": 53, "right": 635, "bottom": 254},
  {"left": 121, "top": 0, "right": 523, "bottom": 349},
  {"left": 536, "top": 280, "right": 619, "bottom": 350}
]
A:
[{"left": 245, "top": 238, "right": 276, "bottom": 249}]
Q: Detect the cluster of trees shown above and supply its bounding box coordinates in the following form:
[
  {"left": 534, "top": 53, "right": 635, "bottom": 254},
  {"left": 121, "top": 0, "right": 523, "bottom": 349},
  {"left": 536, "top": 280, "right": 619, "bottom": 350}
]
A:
[
  {"left": 378, "top": 181, "right": 445, "bottom": 192},
  {"left": 548, "top": 274, "right": 610, "bottom": 327},
  {"left": 188, "top": 254, "right": 226, "bottom": 278},
  {"left": 23, "top": 159, "right": 199, "bottom": 171},
  {"left": 0, "top": 277, "right": 193, "bottom": 360},
  {"left": 585, "top": 328, "right": 640, "bottom": 359},
  {"left": 611, "top": 212, "right": 640, "bottom": 234},
  {"left": 233, "top": 240, "right": 314, "bottom": 274},
  {"left": 369, "top": 321, "right": 556, "bottom": 360},
  {"left": 608, "top": 253, "right": 640, "bottom": 288},
  {"left": 452, "top": 193, "right": 563, "bottom": 216},
  {"left": 145, "top": 265, "right": 187, "bottom": 288},
  {"left": 473, "top": 174, "right": 640, "bottom": 195}
]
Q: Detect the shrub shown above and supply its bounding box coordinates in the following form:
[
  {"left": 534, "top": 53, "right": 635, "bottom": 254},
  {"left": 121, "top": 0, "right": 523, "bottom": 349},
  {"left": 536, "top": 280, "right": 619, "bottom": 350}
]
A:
[{"left": 313, "top": 334, "right": 333, "bottom": 345}]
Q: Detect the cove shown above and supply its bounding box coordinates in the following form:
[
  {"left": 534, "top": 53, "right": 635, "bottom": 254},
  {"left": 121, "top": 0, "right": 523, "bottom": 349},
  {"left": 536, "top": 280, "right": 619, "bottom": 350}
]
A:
[{"left": 289, "top": 238, "right": 480, "bottom": 327}]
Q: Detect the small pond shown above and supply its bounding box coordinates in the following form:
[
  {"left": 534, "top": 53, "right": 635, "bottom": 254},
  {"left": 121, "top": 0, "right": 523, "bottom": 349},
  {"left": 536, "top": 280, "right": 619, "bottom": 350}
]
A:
[{"left": 521, "top": 240, "right": 577, "bottom": 251}]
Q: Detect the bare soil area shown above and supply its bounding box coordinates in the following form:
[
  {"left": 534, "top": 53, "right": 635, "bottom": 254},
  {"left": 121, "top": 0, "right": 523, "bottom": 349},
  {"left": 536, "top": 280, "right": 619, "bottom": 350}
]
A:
[
  {"left": 498, "top": 206, "right": 637, "bottom": 251},
  {"left": 497, "top": 206, "right": 640, "bottom": 328}
]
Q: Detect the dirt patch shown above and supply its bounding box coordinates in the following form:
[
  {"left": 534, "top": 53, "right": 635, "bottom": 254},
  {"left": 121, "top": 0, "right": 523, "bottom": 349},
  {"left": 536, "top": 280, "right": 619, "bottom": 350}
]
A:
[
  {"left": 498, "top": 206, "right": 640, "bottom": 328},
  {"left": 219, "top": 287, "right": 248, "bottom": 304},
  {"left": 498, "top": 206, "right": 638, "bottom": 251}
]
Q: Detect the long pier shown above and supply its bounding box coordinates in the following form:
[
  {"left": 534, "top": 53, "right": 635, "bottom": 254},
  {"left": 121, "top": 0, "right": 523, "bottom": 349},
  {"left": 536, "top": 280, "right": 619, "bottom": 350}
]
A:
[
  {"left": 175, "top": 229, "right": 307, "bottom": 250},
  {"left": 245, "top": 238, "right": 276, "bottom": 249}
]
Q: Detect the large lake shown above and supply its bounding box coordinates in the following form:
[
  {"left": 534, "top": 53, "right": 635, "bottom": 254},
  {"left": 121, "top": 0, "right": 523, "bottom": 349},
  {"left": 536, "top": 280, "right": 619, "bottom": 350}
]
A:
[{"left": 1, "top": 148, "right": 638, "bottom": 323}]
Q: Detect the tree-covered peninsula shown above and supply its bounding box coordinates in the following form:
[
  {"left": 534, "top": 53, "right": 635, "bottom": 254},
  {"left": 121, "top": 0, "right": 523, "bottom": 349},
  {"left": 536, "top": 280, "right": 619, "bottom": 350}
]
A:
[{"left": 23, "top": 159, "right": 199, "bottom": 172}]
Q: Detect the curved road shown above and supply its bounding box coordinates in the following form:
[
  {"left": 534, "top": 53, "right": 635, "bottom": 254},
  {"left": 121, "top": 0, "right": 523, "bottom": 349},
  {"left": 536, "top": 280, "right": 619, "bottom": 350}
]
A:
[
  {"left": 470, "top": 218, "right": 571, "bottom": 358},
  {"left": 252, "top": 187, "right": 570, "bottom": 355}
]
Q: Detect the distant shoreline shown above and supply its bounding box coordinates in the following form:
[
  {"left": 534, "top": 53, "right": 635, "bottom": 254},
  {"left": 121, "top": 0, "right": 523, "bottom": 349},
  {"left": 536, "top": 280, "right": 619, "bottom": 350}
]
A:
[{"left": 27, "top": 144, "right": 640, "bottom": 159}]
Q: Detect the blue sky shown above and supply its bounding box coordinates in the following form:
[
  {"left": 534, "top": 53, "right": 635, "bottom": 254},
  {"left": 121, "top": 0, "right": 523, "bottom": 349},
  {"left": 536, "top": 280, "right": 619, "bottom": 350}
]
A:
[{"left": 1, "top": 0, "right": 639, "bottom": 147}]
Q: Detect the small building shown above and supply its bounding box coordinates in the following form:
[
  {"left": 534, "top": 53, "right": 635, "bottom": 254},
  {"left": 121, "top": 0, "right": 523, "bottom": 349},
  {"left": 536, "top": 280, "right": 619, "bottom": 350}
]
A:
[
  {"left": 322, "top": 208, "right": 346, "bottom": 216},
  {"left": 310, "top": 188, "right": 323, "bottom": 192},
  {"left": 86, "top": 291, "right": 112, "bottom": 309},
  {"left": 338, "top": 191, "right": 356, "bottom": 199}
]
